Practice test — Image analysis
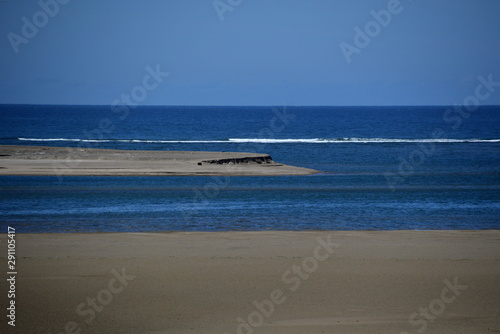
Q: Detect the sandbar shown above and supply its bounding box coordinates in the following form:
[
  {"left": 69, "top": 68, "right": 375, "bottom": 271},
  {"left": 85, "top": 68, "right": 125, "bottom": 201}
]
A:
[{"left": 0, "top": 145, "right": 319, "bottom": 176}]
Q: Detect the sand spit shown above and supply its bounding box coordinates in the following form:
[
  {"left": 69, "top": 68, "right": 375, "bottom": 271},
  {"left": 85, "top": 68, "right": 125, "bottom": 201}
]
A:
[{"left": 0, "top": 145, "right": 319, "bottom": 176}]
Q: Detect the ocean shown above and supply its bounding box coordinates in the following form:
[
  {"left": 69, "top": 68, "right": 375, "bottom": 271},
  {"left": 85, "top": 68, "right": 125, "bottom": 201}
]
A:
[{"left": 0, "top": 104, "right": 499, "bottom": 232}]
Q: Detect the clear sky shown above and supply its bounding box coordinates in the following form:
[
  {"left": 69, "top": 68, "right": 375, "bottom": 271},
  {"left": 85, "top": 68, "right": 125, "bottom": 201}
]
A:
[{"left": 1, "top": 0, "right": 499, "bottom": 106}]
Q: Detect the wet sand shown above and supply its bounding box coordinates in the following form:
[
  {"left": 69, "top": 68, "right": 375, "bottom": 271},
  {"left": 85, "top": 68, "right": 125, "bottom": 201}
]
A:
[{"left": 0, "top": 230, "right": 498, "bottom": 333}]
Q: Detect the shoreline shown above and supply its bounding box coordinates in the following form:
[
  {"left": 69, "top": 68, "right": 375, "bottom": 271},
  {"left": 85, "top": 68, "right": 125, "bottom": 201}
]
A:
[
  {"left": 1, "top": 230, "right": 498, "bottom": 333},
  {"left": 6, "top": 228, "right": 500, "bottom": 234},
  {"left": 0, "top": 145, "right": 320, "bottom": 176}
]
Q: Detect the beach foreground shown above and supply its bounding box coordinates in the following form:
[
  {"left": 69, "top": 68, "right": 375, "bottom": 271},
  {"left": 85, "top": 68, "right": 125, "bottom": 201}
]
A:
[
  {"left": 0, "top": 231, "right": 498, "bottom": 333},
  {"left": 0, "top": 145, "right": 319, "bottom": 176}
]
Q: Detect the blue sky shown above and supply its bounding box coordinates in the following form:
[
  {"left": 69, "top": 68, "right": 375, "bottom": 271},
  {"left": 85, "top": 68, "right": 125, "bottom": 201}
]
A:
[{"left": 1, "top": 0, "right": 499, "bottom": 106}]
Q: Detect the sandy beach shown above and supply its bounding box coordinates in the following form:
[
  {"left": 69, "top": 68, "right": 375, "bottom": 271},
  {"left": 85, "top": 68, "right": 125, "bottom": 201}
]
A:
[
  {"left": 1, "top": 230, "right": 498, "bottom": 333},
  {"left": 0, "top": 145, "right": 319, "bottom": 176}
]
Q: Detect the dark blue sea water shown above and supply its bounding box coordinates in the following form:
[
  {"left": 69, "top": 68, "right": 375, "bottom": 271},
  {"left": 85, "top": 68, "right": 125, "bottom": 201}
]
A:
[{"left": 1, "top": 105, "right": 499, "bottom": 232}]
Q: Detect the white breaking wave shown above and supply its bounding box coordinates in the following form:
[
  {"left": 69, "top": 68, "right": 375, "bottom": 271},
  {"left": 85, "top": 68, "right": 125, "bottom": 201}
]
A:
[
  {"left": 228, "top": 138, "right": 500, "bottom": 143},
  {"left": 16, "top": 137, "right": 500, "bottom": 144},
  {"left": 17, "top": 138, "right": 228, "bottom": 143}
]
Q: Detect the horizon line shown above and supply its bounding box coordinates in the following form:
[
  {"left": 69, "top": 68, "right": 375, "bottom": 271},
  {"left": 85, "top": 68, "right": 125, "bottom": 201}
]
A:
[{"left": 1, "top": 103, "right": 500, "bottom": 108}]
